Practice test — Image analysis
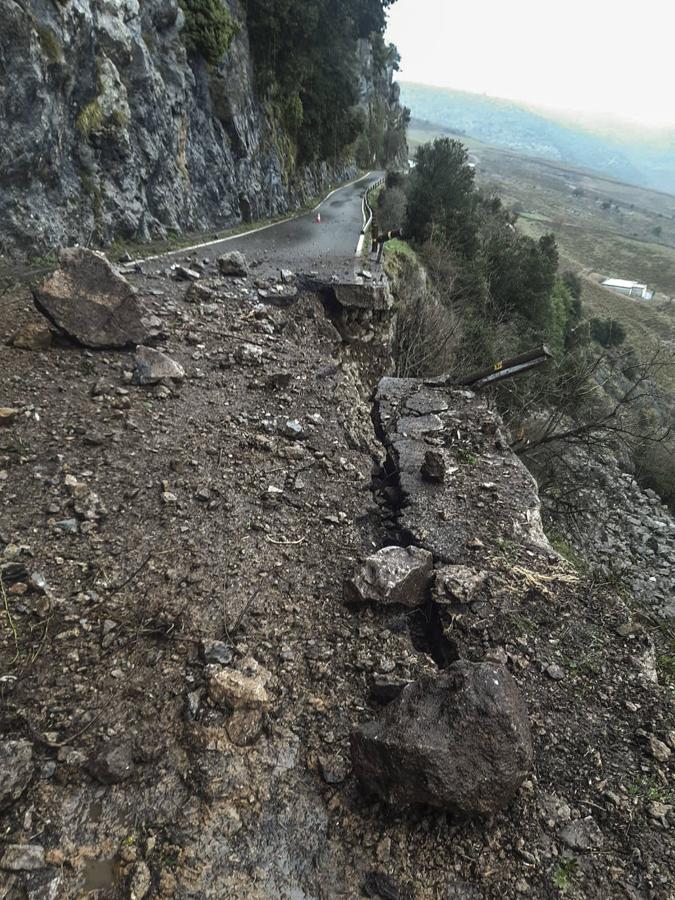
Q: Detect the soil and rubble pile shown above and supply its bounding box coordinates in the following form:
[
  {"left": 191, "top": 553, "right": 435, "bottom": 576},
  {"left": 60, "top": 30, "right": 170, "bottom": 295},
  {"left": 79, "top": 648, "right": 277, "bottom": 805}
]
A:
[{"left": 0, "top": 253, "right": 673, "bottom": 899}]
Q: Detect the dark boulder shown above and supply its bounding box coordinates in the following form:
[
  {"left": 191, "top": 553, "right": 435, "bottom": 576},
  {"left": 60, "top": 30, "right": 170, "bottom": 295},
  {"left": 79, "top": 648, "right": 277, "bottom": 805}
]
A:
[
  {"left": 33, "top": 248, "right": 149, "bottom": 349},
  {"left": 351, "top": 662, "right": 533, "bottom": 816}
]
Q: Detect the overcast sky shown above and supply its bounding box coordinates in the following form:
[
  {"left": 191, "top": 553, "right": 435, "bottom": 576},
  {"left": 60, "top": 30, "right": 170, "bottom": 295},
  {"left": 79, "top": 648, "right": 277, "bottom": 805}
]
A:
[{"left": 386, "top": 0, "right": 675, "bottom": 128}]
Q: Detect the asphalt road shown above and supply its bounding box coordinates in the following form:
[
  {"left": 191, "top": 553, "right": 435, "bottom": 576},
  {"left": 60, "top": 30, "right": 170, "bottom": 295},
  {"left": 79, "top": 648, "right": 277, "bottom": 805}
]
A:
[{"left": 145, "top": 170, "right": 384, "bottom": 278}]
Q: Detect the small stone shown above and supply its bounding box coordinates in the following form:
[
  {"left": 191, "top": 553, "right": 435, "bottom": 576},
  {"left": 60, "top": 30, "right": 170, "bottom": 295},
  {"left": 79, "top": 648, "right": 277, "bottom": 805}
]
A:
[
  {"left": 421, "top": 449, "right": 446, "bottom": 483},
  {"left": 133, "top": 346, "right": 185, "bottom": 385},
  {"left": 648, "top": 734, "right": 671, "bottom": 762},
  {"left": 266, "top": 372, "right": 292, "bottom": 390},
  {"left": 559, "top": 816, "right": 604, "bottom": 851},
  {"left": 434, "top": 566, "right": 486, "bottom": 605},
  {"left": 318, "top": 754, "right": 349, "bottom": 785},
  {"left": 647, "top": 801, "right": 672, "bottom": 822},
  {"left": 172, "top": 265, "right": 200, "bottom": 282},
  {"left": 235, "top": 343, "right": 263, "bottom": 366},
  {"left": 282, "top": 419, "right": 304, "bottom": 440},
  {"left": 88, "top": 742, "right": 134, "bottom": 784},
  {"left": 130, "top": 861, "right": 152, "bottom": 900},
  {"left": 11, "top": 323, "right": 52, "bottom": 351},
  {"left": 195, "top": 487, "right": 211, "bottom": 502},
  {"left": 200, "top": 640, "right": 233, "bottom": 666},
  {"left": 207, "top": 659, "right": 271, "bottom": 710},
  {"left": 344, "top": 545, "right": 433, "bottom": 608},
  {"left": 280, "top": 269, "right": 295, "bottom": 284},
  {"left": 54, "top": 519, "right": 78, "bottom": 534},
  {"left": 0, "top": 740, "right": 33, "bottom": 809},
  {"left": 0, "top": 844, "right": 45, "bottom": 871},
  {"left": 161, "top": 492, "right": 177, "bottom": 505},
  {"left": 545, "top": 664, "right": 565, "bottom": 681},
  {"left": 185, "top": 283, "right": 214, "bottom": 304},
  {"left": 218, "top": 251, "right": 248, "bottom": 277},
  {"left": 467, "top": 538, "right": 485, "bottom": 550},
  {"left": 227, "top": 709, "right": 264, "bottom": 747},
  {"left": 0, "top": 408, "right": 20, "bottom": 427}
]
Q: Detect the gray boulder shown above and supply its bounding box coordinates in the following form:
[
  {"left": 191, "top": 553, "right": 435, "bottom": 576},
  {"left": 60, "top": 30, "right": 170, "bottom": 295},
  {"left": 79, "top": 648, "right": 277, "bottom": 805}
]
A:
[
  {"left": 351, "top": 662, "right": 533, "bottom": 816},
  {"left": 33, "top": 248, "right": 148, "bottom": 349},
  {"left": 344, "top": 545, "right": 433, "bottom": 608},
  {"left": 133, "top": 346, "right": 185, "bottom": 385},
  {"left": 218, "top": 251, "right": 248, "bottom": 277},
  {"left": 0, "top": 740, "right": 33, "bottom": 809}
]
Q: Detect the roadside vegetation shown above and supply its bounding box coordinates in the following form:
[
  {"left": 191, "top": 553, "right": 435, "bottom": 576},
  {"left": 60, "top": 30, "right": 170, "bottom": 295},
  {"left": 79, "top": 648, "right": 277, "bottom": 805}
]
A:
[{"left": 377, "top": 137, "right": 674, "bottom": 510}]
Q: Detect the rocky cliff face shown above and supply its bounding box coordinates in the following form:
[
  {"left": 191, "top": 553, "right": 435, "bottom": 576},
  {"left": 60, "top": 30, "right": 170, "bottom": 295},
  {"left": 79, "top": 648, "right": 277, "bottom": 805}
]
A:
[{"left": 0, "top": 0, "right": 403, "bottom": 256}]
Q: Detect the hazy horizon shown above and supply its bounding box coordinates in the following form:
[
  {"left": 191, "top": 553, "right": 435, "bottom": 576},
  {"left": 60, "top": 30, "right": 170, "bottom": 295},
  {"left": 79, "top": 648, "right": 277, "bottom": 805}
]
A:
[{"left": 386, "top": 0, "right": 675, "bottom": 130}]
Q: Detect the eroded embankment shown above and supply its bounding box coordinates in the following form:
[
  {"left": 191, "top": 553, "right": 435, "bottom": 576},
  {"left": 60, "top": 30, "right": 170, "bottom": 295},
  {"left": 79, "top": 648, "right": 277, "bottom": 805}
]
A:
[{"left": 0, "top": 260, "right": 673, "bottom": 899}]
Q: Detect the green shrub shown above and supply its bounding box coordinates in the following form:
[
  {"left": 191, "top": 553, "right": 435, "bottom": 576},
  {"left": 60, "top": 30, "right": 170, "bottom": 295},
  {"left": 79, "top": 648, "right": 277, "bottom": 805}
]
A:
[
  {"left": 590, "top": 317, "right": 626, "bottom": 348},
  {"left": 76, "top": 100, "right": 103, "bottom": 137},
  {"left": 179, "top": 0, "right": 238, "bottom": 65}
]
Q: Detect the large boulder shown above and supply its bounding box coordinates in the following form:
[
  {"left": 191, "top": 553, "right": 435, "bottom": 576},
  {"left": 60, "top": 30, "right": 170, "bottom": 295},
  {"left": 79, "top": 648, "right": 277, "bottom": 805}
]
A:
[
  {"left": 344, "top": 545, "right": 433, "bottom": 608},
  {"left": 351, "top": 662, "right": 533, "bottom": 816},
  {"left": 32, "top": 248, "right": 149, "bottom": 349},
  {"left": 0, "top": 740, "right": 33, "bottom": 809}
]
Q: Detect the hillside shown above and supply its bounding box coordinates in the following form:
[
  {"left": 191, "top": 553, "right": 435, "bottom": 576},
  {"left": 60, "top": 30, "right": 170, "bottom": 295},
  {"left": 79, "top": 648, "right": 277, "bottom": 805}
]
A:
[{"left": 401, "top": 82, "right": 675, "bottom": 196}]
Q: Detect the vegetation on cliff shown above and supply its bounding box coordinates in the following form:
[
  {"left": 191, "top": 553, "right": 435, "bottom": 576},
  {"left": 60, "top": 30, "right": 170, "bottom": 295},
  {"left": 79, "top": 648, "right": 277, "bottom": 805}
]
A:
[
  {"left": 379, "top": 138, "right": 673, "bottom": 509},
  {"left": 244, "top": 0, "right": 404, "bottom": 164}
]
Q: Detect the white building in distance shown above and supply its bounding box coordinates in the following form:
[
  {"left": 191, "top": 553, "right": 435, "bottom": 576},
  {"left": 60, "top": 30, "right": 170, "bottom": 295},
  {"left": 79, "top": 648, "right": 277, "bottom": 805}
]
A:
[{"left": 601, "top": 278, "right": 654, "bottom": 300}]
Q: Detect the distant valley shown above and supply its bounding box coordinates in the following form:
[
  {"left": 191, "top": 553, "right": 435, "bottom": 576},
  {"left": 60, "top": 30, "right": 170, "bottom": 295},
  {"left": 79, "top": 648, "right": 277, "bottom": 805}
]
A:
[{"left": 400, "top": 82, "right": 675, "bottom": 196}]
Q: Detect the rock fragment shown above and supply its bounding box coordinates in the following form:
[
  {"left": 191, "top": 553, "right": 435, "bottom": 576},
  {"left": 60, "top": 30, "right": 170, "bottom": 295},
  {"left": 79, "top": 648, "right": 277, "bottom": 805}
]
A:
[
  {"left": 11, "top": 323, "right": 53, "bottom": 351},
  {"left": 0, "top": 408, "right": 20, "bottom": 427},
  {"left": 0, "top": 740, "right": 33, "bottom": 809},
  {"left": 207, "top": 658, "right": 271, "bottom": 710},
  {"left": 227, "top": 709, "right": 264, "bottom": 747},
  {"left": 88, "top": 742, "right": 135, "bottom": 784},
  {"left": 218, "top": 251, "right": 248, "bottom": 277},
  {"left": 32, "top": 248, "right": 148, "bottom": 348},
  {"left": 200, "top": 639, "right": 233, "bottom": 666},
  {"left": 344, "top": 545, "right": 433, "bottom": 608},
  {"left": 434, "top": 565, "right": 486, "bottom": 606},
  {"left": 421, "top": 449, "right": 446, "bottom": 483},
  {"left": 1, "top": 844, "right": 45, "bottom": 871},
  {"left": 648, "top": 734, "right": 672, "bottom": 762},
  {"left": 350, "top": 662, "right": 533, "bottom": 816},
  {"left": 559, "top": 816, "right": 604, "bottom": 851},
  {"left": 133, "top": 346, "right": 185, "bottom": 385}
]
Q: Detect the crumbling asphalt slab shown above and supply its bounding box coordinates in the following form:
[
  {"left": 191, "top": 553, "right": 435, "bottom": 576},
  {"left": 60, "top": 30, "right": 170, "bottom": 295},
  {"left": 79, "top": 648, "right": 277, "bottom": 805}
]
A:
[{"left": 0, "top": 253, "right": 673, "bottom": 899}]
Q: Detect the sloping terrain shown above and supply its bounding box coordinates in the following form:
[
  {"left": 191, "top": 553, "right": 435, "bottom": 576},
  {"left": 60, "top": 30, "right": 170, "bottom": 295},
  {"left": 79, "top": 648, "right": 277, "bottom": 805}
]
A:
[{"left": 0, "top": 256, "right": 673, "bottom": 898}]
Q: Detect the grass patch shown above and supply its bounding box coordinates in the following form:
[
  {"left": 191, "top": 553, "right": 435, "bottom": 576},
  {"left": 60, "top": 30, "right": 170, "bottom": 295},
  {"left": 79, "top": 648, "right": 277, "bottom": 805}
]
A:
[
  {"left": 76, "top": 100, "right": 103, "bottom": 137},
  {"left": 547, "top": 530, "right": 588, "bottom": 572},
  {"left": 36, "top": 24, "right": 62, "bottom": 63}
]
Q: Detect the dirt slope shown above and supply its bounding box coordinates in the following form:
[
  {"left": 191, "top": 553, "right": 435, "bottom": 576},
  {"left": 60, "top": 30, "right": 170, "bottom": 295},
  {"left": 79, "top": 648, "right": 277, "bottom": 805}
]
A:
[{"left": 0, "top": 262, "right": 673, "bottom": 899}]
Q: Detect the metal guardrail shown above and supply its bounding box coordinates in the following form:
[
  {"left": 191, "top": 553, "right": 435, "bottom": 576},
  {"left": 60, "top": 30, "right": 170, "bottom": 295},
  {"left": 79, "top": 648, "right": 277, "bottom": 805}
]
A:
[{"left": 361, "top": 177, "right": 385, "bottom": 236}]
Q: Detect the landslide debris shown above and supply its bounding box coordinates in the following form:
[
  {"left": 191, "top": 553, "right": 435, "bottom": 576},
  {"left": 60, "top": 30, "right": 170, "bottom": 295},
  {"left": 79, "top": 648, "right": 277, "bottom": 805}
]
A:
[{"left": 0, "top": 253, "right": 673, "bottom": 899}]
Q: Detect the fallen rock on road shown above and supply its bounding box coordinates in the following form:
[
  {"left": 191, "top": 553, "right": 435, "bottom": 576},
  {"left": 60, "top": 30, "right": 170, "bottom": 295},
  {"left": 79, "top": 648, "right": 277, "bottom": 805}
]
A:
[
  {"left": 32, "top": 248, "right": 149, "bottom": 349},
  {"left": 351, "top": 662, "right": 533, "bottom": 816}
]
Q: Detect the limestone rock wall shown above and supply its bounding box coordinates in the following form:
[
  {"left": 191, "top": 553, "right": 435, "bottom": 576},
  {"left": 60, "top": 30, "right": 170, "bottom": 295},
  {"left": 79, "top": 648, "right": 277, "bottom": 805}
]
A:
[{"left": 0, "top": 0, "right": 401, "bottom": 256}]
